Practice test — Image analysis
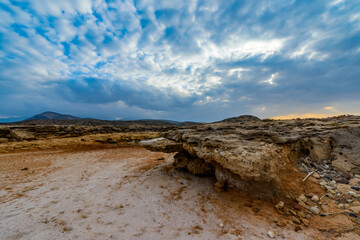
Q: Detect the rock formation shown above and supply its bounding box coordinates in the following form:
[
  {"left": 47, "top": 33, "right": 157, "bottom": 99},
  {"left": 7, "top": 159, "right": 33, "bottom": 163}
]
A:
[
  {"left": 0, "top": 124, "right": 174, "bottom": 142},
  {"left": 141, "top": 115, "right": 360, "bottom": 200}
]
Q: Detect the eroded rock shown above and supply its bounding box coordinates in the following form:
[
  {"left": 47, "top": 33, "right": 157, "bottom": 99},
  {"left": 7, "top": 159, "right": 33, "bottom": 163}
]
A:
[
  {"left": 140, "top": 115, "right": 360, "bottom": 199},
  {"left": 331, "top": 127, "right": 360, "bottom": 172}
]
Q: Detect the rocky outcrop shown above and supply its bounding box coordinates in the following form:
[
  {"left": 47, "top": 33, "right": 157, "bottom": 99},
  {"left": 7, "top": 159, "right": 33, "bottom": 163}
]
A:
[
  {"left": 0, "top": 124, "right": 174, "bottom": 143},
  {"left": 330, "top": 127, "right": 360, "bottom": 172},
  {"left": 142, "top": 115, "right": 360, "bottom": 199}
]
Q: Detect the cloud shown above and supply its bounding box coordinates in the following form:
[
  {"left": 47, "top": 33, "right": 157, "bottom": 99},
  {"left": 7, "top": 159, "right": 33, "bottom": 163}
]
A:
[
  {"left": 0, "top": 0, "right": 360, "bottom": 121},
  {"left": 0, "top": 115, "right": 20, "bottom": 119}
]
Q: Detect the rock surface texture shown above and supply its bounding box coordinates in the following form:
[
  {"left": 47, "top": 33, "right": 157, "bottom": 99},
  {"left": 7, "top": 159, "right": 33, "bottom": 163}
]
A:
[
  {"left": 0, "top": 125, "right": 172, "bottom": 142},
  {"left": 142, "top": 115, "right": 360, "bottom": 200}
]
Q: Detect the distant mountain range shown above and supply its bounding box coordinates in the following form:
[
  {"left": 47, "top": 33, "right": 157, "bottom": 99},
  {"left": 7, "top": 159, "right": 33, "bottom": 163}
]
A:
[
  {"left": 1, "top": 111, "right": 196, "bottom": 127},
  {"left": 25, "top": 111, "right": 81, "bottom": 121},
  {"left": 1, "top": 111, "right": 260, "bottom": 126}
]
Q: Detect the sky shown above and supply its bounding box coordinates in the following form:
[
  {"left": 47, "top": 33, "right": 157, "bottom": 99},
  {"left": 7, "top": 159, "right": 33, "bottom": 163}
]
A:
[{"left": 0, "top": 0, "right": 360, "bottom": 122}]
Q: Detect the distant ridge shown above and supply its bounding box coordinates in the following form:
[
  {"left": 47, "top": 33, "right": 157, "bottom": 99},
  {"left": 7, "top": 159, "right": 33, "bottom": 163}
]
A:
[
  {"left": 25, "top": 111, "right": 80, "bottom": 121},
  {"left": 2, "top": 111, "right": 199, "bottom": 127},
  {"left": 219, "top": 115, "right": 261, "bottom": 123}
]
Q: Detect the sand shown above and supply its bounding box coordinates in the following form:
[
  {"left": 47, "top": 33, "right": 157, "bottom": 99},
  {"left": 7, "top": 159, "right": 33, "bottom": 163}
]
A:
[{"left": 0, "top": 146, "right": 349, "bottom": 239}]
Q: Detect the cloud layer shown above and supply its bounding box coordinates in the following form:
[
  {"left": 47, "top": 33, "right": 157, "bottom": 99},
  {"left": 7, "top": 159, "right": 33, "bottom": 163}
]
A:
[{"left": 1, "top": 0, "right": 360, "bottom": 121}]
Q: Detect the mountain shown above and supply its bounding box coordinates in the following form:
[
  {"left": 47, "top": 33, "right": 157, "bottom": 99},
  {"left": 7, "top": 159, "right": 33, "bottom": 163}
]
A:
[
  {"left": 1, "top": 111, "right": 202, "bottom": 126},
  {"left": 25, "top": 111, "right": 81, "bottom": 121}
]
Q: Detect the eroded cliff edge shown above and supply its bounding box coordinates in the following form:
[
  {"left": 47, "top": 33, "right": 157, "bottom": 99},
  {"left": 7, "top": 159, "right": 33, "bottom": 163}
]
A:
[{"left": 142, "top": 115, "right": 360, "bottom": 200}]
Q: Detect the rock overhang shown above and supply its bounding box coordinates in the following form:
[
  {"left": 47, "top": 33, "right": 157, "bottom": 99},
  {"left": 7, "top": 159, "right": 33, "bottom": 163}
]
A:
[{"left": 141, "top": 116, "right": 360, "bottom": 200}]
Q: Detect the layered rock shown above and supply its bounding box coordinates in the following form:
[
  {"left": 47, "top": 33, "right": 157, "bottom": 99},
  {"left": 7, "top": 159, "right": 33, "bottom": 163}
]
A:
[
  {"left": 142, "top": 115, "right": 360, "bottom": 199},
  {"left": 0, "top": 124, "right": 174, "bottom": 142}
]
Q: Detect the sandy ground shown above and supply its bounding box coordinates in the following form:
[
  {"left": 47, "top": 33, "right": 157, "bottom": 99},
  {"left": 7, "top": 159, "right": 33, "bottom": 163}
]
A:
[{"left": 0, "top": 146, "right": 355, "bottom": 239}]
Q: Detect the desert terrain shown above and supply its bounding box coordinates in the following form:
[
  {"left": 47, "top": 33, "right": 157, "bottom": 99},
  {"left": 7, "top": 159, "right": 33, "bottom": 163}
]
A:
[{"left": 1, "top": 116, "right": 360, "bottom": 239}]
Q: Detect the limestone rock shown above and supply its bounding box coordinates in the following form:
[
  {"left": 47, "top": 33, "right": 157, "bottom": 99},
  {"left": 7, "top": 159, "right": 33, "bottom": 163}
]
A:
[
  {"left": 331, "top": 128, "right": 360, "bottom": 172},
  {"left": 141, "top": 115, "right": 360, "bottom": 199},
  {"left": 302, "top": 138, "right": 331, "bottom": 161},
  {"left": 139, "top": 138, "right": 183, "bottom": 153}
]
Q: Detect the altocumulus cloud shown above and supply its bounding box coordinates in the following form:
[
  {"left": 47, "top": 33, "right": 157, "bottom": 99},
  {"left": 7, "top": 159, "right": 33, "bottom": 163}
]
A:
[{"left": 0, "top": 0, "right": 360, "bottom": 121}]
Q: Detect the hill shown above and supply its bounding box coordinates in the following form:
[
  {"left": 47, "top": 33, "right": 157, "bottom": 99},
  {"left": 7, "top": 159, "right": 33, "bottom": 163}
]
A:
[
  {"left": 3, "top": 111, "right": 199, "bottom": 127},
  {"left": 25, "top": 111, "right": 80, "bottom": 120},
  {"left": 218, "top": 115, "right": 261, "bottom": 123}
]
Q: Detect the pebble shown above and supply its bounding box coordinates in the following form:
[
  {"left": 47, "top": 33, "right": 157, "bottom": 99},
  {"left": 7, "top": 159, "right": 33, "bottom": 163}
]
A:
[
  {"left": 313, "top": 172, "right": 320, "bottom": 179},
  {"left": 327, "top": 189, "right": 336, "bottom": 194},
  {"left": 325, "top": 185, "right": 334, "bottom": 191},
  {"left": 321, "top": 204, "right": 330, "bottom": 212},
  {"left": 310, "top": 206, "right": 320, "bottom": 215},
  {"left": 293, "top": 203, "right": 302, "bottom": 210},
  {"left": 291, "top": 216, "right": 301, "bottom": 225},
  {"left": 275, "top": 201, "right": 284, "bottom": 210},
  {"left": 302, "top": 218, "right": 309, "bottom": 227},
  {"left": 311, "top": 195, "right": 319, "bottom": 202},
  {"left": 355, "top": 174, "right": 360, "bottom": 178},
  {"left": 219, "top": 223, "right": 224, "bottom": 228},
  {"left": 289, "top": 209, "right": 297, "bottom": 216},
  {"left": 297, "top": 211, "right": 306, "bottom": 218},
  {"left": 320, "top": 181, "right": 327, "bottom": 186},
  {"left": 267, "top": 231, "right": 275, "bottom": 239},
  {"left": 339, "top": 204, "right": 345, "bottom": 209},
  {"left": 298, "top": 194, "right": 307, "bottom": 203},
  {"left": 273, "top": 217, "right": 278, "bottom": 223}
]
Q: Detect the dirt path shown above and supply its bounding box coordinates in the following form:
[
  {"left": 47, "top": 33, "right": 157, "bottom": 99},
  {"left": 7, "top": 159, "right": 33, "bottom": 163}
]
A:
[{"left": 0, "top": 147, "right": 350, "bottom": 239}]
